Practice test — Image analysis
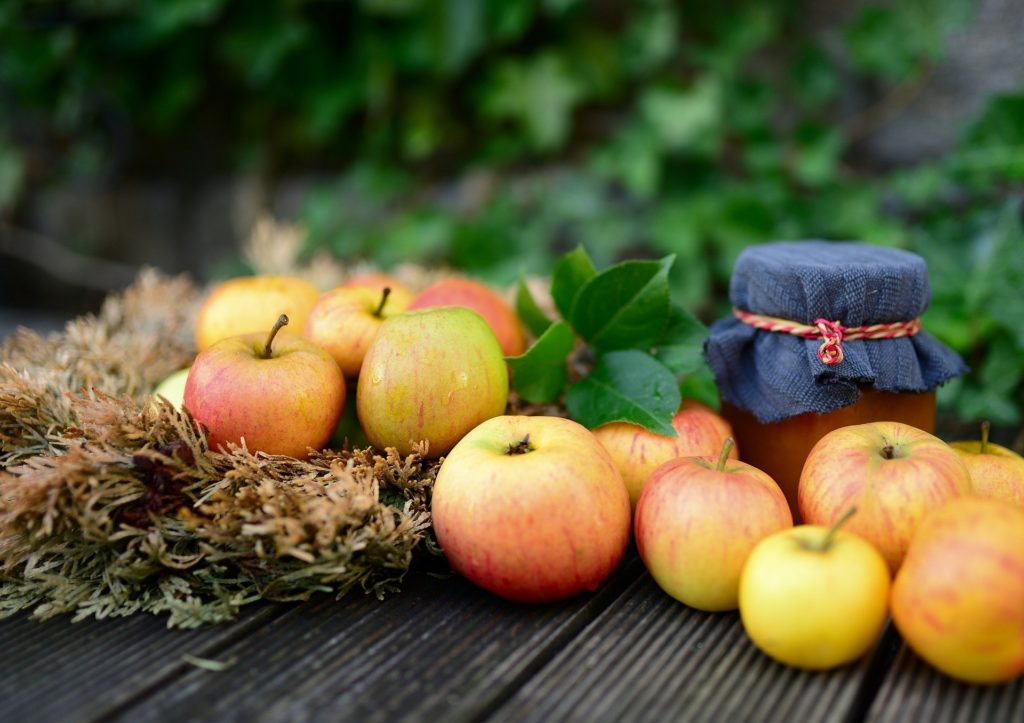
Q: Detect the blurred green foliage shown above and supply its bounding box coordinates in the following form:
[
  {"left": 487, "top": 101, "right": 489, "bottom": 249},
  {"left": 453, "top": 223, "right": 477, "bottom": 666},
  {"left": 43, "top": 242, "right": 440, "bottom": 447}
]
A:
[{"left": 2, "top": 0, "right": 1023, "bottom": 425}]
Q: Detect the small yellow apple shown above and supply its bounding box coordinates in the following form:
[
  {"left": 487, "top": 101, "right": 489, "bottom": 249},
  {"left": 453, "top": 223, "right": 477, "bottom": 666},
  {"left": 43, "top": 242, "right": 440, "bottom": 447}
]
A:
[
  {"left": 950, "top": 421, "right": 1024, "bottom": 508},
  {"left": 739, "top": 509, "right": 891, "bottom": 670},
  {"left": 194, "top": 275, "right": 319, "bottom": 351}
]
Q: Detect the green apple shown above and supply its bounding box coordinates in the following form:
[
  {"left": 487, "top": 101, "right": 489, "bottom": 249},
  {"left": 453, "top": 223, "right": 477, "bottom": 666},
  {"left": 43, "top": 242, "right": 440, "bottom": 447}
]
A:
[
  {"left": 356, "top": 307, "right": 508, "bottom": 458},
  {"left": 408, "top": 277, "right": 526, "bottom": 356},
  {"left": 183, "top": 315, "right": 345, "bottom": 458},
  {"left": 432, "top": 415, "right": 631, "bottom": 602},
  {"left": 152, "top": 368, "right": 190, "bottom": 410}
]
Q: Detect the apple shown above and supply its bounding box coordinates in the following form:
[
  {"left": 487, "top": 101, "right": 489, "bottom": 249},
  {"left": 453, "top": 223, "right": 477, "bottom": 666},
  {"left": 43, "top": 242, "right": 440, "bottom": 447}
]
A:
[
  {"left": 356, "top": 307, "right": 508, "bottom": 458},
  {"left": 431, "top": 415, "right": 631, "bottom": 602},
  {"left": 152, "top": 368, "right": 190, "bottom": 409},
  {"left": 303, "top": 285, "right": 406, "bottom": 379},
  {"left": 341, "top": 272, "right": 414, "bottom": 310},
  {"left": 407, "top": 277, "right": 526, "bottom": 357},
  {"left": 798, "top": 421, "right": 971, "bottom": 571},
  {"left": 194, "top": 275, "right": 320, "bottom": 351},
  {"left": 950, "top": 421, "right": 1024, "bottom": 507},
  {"left": 184, "top": 315, "right": 345, "bottom": 458},
  {"left": 892, "top": 497, "right": 1024, "bottom": 684},
  {"left": 635, "top": 439, "right": 792, "bottom": 611},
  {"left": 594, "top": 401, "right": 737, "bottom": 507},
  {"left": 739, "top": 508, "right": 891, "bottom": 670}
]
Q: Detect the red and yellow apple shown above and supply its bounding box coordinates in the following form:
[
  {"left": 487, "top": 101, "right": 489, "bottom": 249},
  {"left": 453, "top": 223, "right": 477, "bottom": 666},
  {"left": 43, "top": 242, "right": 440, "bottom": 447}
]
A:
[
  {"left": 184, "top": 315, "right": 345, "bottom": 458},
  {"left": 341, "top": 272, "right": 414, "bottom": 310},
  {"left": 594, "top": 401, "right": 737, "bottom": 507},
  {"left": 799, "top": 421, "right": 971, "bottom": 571},
  {"left": 407, "top": 277, "right": 526, "bottom": 357},
  {"left": 356, "top": 307, "right": 508, "bottom": 458},
  {"left": 739, "top": 510, "right": 891, "bottom": 670},
  {"left": 950, "top": 421, "right": 1024, "bottom": 508},
  {"left": 432, "top": 415, "right": 631, "bottom": 602},
  {"left": 634, "top": 440, "right": 792, "bottom": 611},
  {"left": 195, "top": 275, "right": 319, "bottom": 351},
  {"left": 891, "top": 497, "right": 1024, "bottom": 684},
  {"left": 303, "top": 285, "right": 406, "bottom": 379}
]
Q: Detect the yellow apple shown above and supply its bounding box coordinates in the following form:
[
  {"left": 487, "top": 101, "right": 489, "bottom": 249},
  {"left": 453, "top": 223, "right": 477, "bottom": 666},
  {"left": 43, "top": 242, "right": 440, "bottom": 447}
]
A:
[
  {"left": 432, "top": 415, "right": 631, "bottom": 602},
  {"left": 184, "top": 315, "right": 345, "bottom": 458},
  {"left": 356, "top": 307, "right": 508, "bottom": 458},
  {"left": 194, "top": 275, "right": 319, "bottom": 351},
  {"left": 950, "top": 421, "right": 1024, "bottom": 508},
  {"left": 891, "top": 497, "right": 1024, "bottom": 684},
  {"left": 303, "top": 285, "right": 407, "bottom": 379},
  {"left": 635, "top": 439, "right": 792, "bottom": 611},
  {"left": 594, "top": 400, "right": 737, "bottom": 507},
  {"left": 739, "top": 510, "right": 891, "bottom": 670}
]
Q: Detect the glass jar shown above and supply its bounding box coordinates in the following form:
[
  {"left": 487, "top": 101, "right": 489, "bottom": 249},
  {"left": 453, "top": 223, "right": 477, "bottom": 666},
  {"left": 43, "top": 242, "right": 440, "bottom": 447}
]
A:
[{"left": 705, "top": 241, "right": 966, "bottom": 520}]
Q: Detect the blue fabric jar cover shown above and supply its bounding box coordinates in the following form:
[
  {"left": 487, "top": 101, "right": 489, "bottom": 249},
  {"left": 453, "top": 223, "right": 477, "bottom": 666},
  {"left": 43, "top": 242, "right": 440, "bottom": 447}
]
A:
[{"left": 704, "top": 241, "right": 968, "bottom": 424}]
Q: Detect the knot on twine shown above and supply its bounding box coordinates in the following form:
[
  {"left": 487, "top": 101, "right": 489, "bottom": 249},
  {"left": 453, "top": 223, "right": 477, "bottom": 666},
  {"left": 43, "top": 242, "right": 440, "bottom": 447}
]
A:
[{"left": 733, "top": 309, "right": 923, "bottom": 367}]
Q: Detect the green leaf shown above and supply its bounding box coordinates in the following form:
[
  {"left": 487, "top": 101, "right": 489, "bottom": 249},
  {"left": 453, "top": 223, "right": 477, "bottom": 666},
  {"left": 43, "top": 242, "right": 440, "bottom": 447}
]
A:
[
  {"left": 651, "top": 303, "right": 708, "bottom": 375},
  {"left": 679, "top": 362, "right": 721, "bottom": 411},
  {"left": 515, "top": 278, "right": 553, "bottom": 338},
  {"left": 506, "top": 321, "right": 575, "bottom": 404},
  {"left": 570, "top": 255, "right": 674, "bottom": 351},
  {"left": 550, "top": 246, "right": 597, "bottom": 320},
  {"left": 566, "top": 350, "right": 680, "bottom": 436},
  {"left": 640, "top": 78, "right": 720, "bottom": 154},
  {"left": 483, "top": 53, "right": 584, "bottom": 151}
]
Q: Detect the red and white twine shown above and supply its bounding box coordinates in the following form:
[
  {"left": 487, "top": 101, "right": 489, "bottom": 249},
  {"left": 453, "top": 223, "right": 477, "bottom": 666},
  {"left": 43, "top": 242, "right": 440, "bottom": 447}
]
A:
[{"left": 733, "top": 309, "right": 922, "bottom": 366}]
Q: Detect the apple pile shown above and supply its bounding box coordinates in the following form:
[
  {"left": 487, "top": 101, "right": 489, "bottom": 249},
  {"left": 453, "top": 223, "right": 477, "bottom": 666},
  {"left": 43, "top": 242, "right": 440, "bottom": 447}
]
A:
[{"left": 159, "top": 269, "right": 1024, "bottom": 687}]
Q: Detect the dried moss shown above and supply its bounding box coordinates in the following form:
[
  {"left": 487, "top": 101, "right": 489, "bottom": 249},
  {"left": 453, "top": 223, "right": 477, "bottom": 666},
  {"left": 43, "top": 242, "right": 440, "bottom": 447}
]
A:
[{"left": 0, "top": 271, "right": 439, "bottom": 627}]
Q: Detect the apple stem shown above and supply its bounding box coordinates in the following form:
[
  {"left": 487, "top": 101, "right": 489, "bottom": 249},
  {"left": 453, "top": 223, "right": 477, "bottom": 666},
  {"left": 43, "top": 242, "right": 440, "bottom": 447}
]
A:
[
  {"left": 715, "top": 438, "right": 735, "bottom": 472},
  {"left": 819, "top": 506, "right": 857, "bottom": 552},
  {"left": 263, "top": 314, "right": 289, "bottom": 359},
  {"left": 374, "top": 287, "right": 392, "bottom": 318},
  {"left": 507, "top": 434, "right": 532, "bottom": 456},
  {"left": 981, "top": 420, "right": 991, "bottom": 455}
]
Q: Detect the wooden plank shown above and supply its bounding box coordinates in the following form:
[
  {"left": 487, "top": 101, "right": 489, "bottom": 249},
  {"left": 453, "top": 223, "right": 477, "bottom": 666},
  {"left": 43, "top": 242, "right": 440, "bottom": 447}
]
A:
[
  {"left": 488, "top": 573, "right": 894, "bottom": 723},
  {"left": 867, "top": 644, "right": 1024, "bottom": 723},
  {"left": 107, "top": 557, "right": 646, "bottom": 723},
  {"left": 0, "top": 604, "right": 280, "bottom": 722}
]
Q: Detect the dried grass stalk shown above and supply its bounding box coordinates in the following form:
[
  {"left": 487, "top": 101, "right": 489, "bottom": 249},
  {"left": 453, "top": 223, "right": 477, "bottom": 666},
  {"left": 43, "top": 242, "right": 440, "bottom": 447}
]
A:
[{"left": 0, "top": 270, "right": 439, "bottom": 627}]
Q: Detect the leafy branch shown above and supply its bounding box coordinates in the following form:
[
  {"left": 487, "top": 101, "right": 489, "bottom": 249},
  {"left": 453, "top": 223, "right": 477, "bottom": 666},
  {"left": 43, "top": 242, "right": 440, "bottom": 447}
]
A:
[{"left": 507, "top": 247, "right": 708, "bottom": 435}]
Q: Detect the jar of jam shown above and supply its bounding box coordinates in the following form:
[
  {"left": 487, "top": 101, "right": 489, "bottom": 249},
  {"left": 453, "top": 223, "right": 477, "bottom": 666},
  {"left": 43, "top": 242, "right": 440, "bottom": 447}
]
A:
[{"left": 705, "top": 241, "right": 967, "bottom": 520}]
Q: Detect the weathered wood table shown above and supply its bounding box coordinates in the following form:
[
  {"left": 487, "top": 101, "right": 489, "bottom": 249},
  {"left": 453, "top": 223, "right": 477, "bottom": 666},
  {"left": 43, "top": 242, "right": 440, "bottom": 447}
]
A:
[
  {"left": 1, "top": 318, "right": 1021, "bottom": 723},
  {"left": 1, "top": 550, "right": 1022, "bottom": 723}
]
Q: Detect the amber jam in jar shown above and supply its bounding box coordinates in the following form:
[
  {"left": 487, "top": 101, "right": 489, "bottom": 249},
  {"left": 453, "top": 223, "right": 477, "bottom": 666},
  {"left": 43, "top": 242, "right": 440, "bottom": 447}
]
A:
[
  {"left": 722, "top": 390, "right": 935, "bottom": 520},
  {"left": 705, "top": 241, "right": 966, "bottom": 522}
]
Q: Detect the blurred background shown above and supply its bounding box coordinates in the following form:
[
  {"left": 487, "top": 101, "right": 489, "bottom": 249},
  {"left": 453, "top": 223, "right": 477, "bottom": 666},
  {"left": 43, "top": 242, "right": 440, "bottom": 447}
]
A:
[{"left": 1, "top": 0, "right": 1022, "bottom": 428}]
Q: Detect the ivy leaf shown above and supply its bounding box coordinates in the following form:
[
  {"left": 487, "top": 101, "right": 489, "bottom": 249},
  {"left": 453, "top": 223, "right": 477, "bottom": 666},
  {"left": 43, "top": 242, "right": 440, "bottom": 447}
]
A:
[
  {"left": 551, "top": 246, "right": 597, "bottom": 320},
  {"left": 506, "top": 321, "right": 575, "bottom": 404},
  {"left": 651, "top": 303, "right": 707, "bottom": 375},
  {"left": 483, "top": 53, "right": 584, "bottom": 150},
  {"left": 515, "top": 278, "right": 552, "bottom": 338},
  {"left": 566, "top": 350, "right": 680, "bottom": 436},
  {"left": 570, "top": 255, "right": 673, "bottom": 351}
]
